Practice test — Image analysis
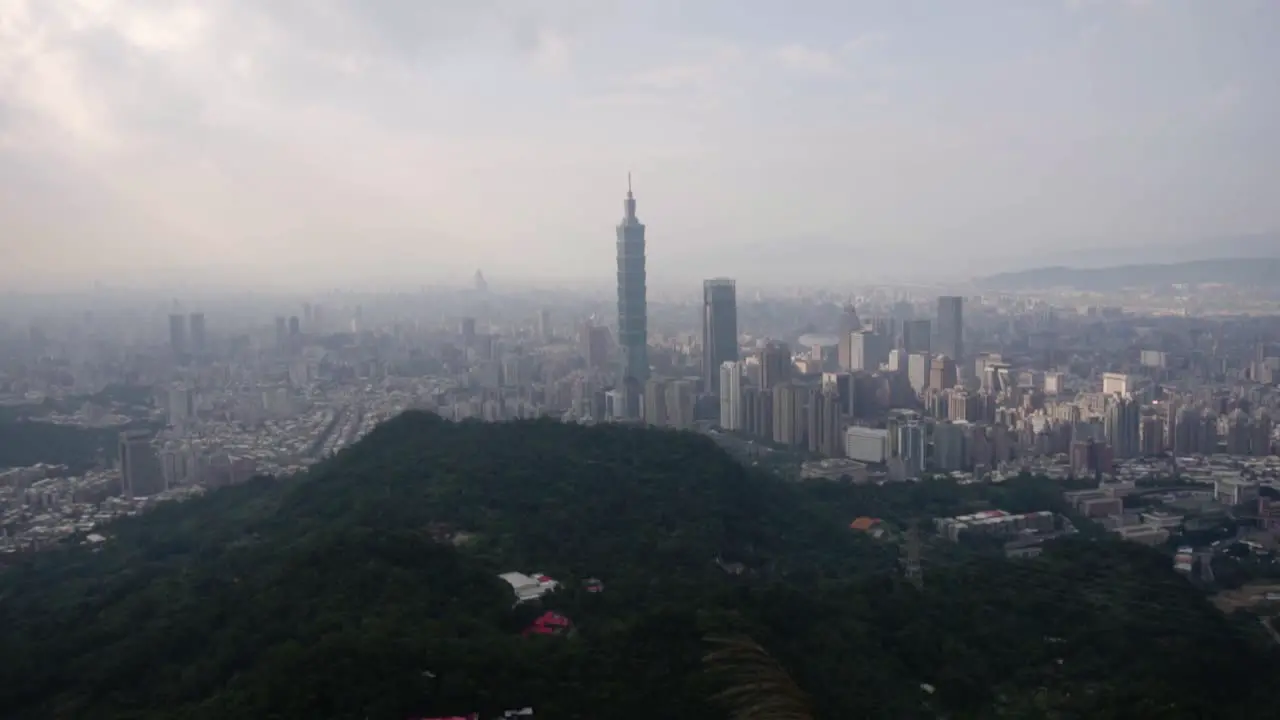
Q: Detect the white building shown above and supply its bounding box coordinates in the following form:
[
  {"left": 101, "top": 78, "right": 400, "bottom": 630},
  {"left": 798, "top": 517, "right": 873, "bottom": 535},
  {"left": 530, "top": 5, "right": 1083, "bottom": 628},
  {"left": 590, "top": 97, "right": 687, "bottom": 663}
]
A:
[
  {"left": 498, "top": 571, "right": 560, "bottom": 603},
  {"left": 907, "top": 353, "right": 931, "bottom": 394},
  {"left": 845, "top": 427, "right": 888, "bottom": 464},
  {"left": 719, "top": 361, "right": 743, "bottom": 431},
  {"left": 1101, "top": 372, "right": 1132, "bottom": 396}
]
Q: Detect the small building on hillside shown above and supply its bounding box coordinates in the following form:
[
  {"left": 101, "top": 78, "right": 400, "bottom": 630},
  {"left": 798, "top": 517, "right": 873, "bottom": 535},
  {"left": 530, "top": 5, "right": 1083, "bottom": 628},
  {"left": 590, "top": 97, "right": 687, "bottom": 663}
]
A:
[
  {"left": 849, "top": 516, "right": 886, "bottom": 538},
  {"left": 498, "top": 572, "right": 560, "bottom": 603},
  {"left": 523, "top": 611, "right": 572, "bottom": 637}
]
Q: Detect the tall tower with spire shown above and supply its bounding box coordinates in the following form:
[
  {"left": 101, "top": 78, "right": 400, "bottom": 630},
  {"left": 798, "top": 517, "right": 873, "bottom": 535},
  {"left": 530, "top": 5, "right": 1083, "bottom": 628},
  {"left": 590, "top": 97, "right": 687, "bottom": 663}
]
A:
[{"left": 616, "top": 174, "right": 650, "bottom": 411}]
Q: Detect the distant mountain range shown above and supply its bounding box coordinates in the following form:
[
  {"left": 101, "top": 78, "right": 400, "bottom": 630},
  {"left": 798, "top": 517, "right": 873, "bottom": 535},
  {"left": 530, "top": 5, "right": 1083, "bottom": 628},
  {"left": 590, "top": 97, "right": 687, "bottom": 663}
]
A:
[{"left": 980, "top": 257, "right": 1280, "bottom": 292}]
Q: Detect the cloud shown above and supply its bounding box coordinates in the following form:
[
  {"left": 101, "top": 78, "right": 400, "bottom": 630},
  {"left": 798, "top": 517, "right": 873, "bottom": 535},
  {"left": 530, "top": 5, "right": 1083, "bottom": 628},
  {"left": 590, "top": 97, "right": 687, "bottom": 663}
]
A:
[
  {"left": 770, "top": 34, "right": 884, "bottom": 76},
  {"left": 771, "top": 44, "right": 839, "bottom": 75},
  {"left": 1065, "top": 0, "right": 1158, "bottom": 11},
  {"left": 627, "top": 42, "right": 744, "bottom": 91},
  {"left": 529, "top": 29, "right": 572, "bottom": 74},
  {"left": 0, "top": 0, "right": 1275, "bottom": 290}
]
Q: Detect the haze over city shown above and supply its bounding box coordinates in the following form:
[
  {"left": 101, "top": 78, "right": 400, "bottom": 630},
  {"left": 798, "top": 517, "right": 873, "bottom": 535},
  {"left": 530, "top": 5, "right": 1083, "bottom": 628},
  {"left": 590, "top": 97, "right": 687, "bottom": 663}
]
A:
[{"left": 2, "top": 0, "right": 1277, "bottom": 292}]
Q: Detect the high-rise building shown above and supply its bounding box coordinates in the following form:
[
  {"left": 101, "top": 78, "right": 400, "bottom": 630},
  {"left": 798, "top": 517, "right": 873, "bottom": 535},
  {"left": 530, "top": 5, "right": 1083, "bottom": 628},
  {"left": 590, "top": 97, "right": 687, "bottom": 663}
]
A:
[
  {"left": 168, "top": 384, "right": 194, "bottom": 426},
  {"left": 907, "top": 353, "right": 932, "bottom": 394},
  {"left": 759, "top": 342, "right": 792, "bottom": 391},
  {"left": 807, "top": 387, "right": 843, "bottom": 457},
  {"left": 1105, "top": 395, "right": 1141, "bottom": 459},
  {"left": 188, "top": 312, "right": 206, "bottom": 354},
  {"left": 848, "top": 331, "right": 888, "bottom": 372},
  {"left": 837, "top": 302, "right": 863, "bottom": 371},
  {"left": 288, "top": 316, "right": 301, "bottom": 336},
  {"left": 702, "top": 278, "right": 738, "bottom": 395},
  {"left": 616, "top": 175, "right": 650, "bottom": 400},
  {"left": 771, "top": 383, "right": 806, "bottom": 447},
  {"left": 643, "top": 378, "right": 668, "bottom": 427},
  {"left": 168, "top": 314, "right": 187, "bottom": 355},
  {"left": 903, "top": 319, "right": 931, "bottom": 355},
  {"left": 586, "top": 325, "right": 611, "bottom": 370},
  {"left": 119, "top": 430, "right": 164, "bottom": 498},
  {"left": 935, "top": 296, "right": 963, "bottom": 363},
  {"left": 743, "top": 386, "right": 774, "bottom": 440},
  {"left": 274, "top": 317, "right": 287, "bottom": 348},
  {"left": 460, "top": 317, "right": 477, "bottom": 344},
  {"left": 538, "top": 308, "right": 553, "bottom": 343},
  {"left": 1101, "top": 372, "right": 1132, "bottom": 396},
  {"left": 719, "top": 361, "right": 743, "bottom": 430},
  {"left": 930, "top": 354, "right": 958, "bottom": 390},
  {"left": 666, "top": 380, "right": 695, "bottom": 429}
]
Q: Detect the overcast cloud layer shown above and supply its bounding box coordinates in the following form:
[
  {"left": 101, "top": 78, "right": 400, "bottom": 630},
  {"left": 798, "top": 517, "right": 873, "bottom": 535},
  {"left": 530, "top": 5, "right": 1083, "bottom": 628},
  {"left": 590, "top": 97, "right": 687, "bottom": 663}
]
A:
[{"left": 1, "top": 0, "right": 1276, "bottom": 290}]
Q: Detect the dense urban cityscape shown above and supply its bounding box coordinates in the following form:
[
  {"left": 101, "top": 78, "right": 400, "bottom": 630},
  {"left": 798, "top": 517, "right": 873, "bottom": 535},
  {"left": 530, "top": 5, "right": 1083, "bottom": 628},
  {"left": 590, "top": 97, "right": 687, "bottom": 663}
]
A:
[{"left": 3, "top": 181, "right": 1279, "bottom": 585}]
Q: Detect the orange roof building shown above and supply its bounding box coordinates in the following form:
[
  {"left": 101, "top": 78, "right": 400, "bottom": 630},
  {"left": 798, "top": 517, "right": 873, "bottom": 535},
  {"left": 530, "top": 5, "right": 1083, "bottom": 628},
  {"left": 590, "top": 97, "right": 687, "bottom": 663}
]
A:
[{"left": 849, "top": 517, "right": 882, "bottom": 532}]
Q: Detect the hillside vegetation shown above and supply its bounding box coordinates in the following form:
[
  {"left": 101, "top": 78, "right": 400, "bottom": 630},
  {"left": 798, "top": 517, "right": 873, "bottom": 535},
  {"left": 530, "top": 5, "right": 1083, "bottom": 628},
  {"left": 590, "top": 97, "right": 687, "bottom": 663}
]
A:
[
  {"left": 981, "top": 257, "right": 1280, "bottom": 291},
  {"left": 0, "top": 412, "right": 1274, "bottom": 719}
]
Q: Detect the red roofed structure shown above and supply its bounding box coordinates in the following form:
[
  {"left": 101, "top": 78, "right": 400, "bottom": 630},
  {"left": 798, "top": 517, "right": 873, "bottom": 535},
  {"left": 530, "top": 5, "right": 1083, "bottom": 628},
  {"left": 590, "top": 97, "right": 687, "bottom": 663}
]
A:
[{"left": 522, "top": 611, "right": 572, "bottom": 637}]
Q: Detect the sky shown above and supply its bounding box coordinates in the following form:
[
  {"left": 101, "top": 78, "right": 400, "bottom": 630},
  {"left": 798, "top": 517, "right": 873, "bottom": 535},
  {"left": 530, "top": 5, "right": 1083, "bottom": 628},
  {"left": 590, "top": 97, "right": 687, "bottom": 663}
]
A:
[{"left": 1, "top": 0, "right": 1277, "bottom": 291}]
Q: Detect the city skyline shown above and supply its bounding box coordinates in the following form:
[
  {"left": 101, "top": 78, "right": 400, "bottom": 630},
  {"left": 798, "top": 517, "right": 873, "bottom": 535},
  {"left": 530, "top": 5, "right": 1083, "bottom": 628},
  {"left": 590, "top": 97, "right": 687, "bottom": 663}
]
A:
[{"left": 2, "top": 1, "right": 1278, "bottom": 291}]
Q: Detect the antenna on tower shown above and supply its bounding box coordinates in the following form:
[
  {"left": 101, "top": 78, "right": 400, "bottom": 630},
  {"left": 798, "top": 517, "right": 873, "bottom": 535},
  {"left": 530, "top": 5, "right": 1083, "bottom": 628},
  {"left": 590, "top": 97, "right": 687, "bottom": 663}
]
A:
[{"left": 627, "top": 171, "right": 632, "bottom": 194}]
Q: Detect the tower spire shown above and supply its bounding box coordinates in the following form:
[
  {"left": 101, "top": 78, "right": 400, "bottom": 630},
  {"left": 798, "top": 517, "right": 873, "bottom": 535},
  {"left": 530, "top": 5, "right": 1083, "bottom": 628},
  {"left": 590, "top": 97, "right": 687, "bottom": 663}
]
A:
[{"left": 623, "top": 173, "right": 637, "bottom": 220}]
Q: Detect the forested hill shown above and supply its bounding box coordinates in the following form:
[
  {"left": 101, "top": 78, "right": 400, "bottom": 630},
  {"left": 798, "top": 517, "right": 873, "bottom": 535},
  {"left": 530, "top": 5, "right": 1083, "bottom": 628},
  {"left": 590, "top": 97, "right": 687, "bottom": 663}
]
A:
[
  {"left": 0, "top": 412, "right": 1276, "bottom": 719},
  {"left": 980, "top": 257, "right": 1280, "bottom": 291}
]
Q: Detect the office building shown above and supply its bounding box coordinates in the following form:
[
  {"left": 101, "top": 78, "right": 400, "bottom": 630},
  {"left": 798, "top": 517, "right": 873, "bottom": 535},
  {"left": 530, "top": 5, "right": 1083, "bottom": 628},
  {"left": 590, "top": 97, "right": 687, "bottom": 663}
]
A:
[
  {"left": 288, "top": 316, "right": 301, "bottom": 336},
  {"left": 822, "top": 371, "right": 855, "bottom": 416},
  {"left": 759, "top": 342, "right": 792, "bottom": 391},
  {"left": 837, "top": 302, "right": 863, "bottom": 371},
  {"left": 643, "top": 378, "right": 668, "bottom": 427},
  {"left": 616, "top": 175, "right": 650, "bottom": 398},
  {"left": 807, "top": 387, "right": 843, "bottom": 457},
  {"left": 845, "top": 427, "right": 888, "bottom": 464},
  {"left": 935, "top": 296, "right": 963, "bottom": 363},
  {"left": 460, "top": 317, "right": 477, "bottom": 344},
  {"left": 188, "top": 312, "right": 206, "bottom": 355},
  {"left": 702, "top": 278, "right": 738, "bottom": 396},
  {"left": 903, "top": 319, "right": 931, "bottom": 355},
  {"left": 665, "top": 379, "right": 694, "bottom": 429},
  {"left": 743, "top": 386, "right": 774, "bottom": 440},
  {"left": 908, "top": 353, "right": 931, "bottom": 394},
  {"left": 168, "top": 384, "right": 194, "bottom": 426},
  {"left": 719, "top": 361, "right": 743, "bottom": 430},
  {"left": 119, "top": 430, "right": 164, "bottom": 498},
  {"left": 772, "top": 383, "right": 806, "bottom": 447},
  {"left": 1101, "top": 372, "right": 1132, "bottom": 396},
  {"left": 930, "top": 354, "right": 958, "bottom": 390},
  {"left": 848, "top": 331, "right": 886, "bottom": 372},
  {"left": 1104, "top": 395, "right": 1141, "bottom": 459},
  {"left": 274, "top": 317, "right": 287, "bottom": 348},
  {"left": 538, "top": 309, "right": 553, "bottom": 343},
  {"left": 168, "top": 314, "right": 187, "bottom": 355}
]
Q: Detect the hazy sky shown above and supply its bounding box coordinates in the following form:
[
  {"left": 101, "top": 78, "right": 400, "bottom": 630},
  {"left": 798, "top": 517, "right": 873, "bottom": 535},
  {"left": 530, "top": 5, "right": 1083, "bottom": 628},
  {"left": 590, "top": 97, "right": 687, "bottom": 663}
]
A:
[{"left": 1, "top": 0, "right": 1276, "bottom": 291}]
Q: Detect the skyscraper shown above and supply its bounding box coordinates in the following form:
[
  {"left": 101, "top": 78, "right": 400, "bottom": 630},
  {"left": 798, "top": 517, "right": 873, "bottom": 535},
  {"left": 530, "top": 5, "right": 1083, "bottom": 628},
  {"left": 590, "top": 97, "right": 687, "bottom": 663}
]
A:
[
  {"left": 168, "top": 314, "right": 187, "bottom": 355},
  {"left": 188, "top": 312, "right": 206, "bottom": 355},
  {"left": 119, "top": 430, "right": 165, "bottom": 499},
  {"left": 538, "top": 308, "right": 553, "bottom": 343},
  {"left": 935, "top": 296, "right": 964, "bottom": 363},
  {"left": 902, "top": 319, "right": 931, "bottom": 355},
  {"left": 702, "top": 278, "right": 738, "bottom": 396},
  {"left": 759, "top": 342, "right": 792, "bottom": 391},
  {"left": 616, "top": 175, "right": 649, "bottom": 398},
  {"left": 719, "top": 361, "right": 743, "bottom": 430},
  {"left": 837, "top": 301, "right": 862, "bottom": 371}
]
